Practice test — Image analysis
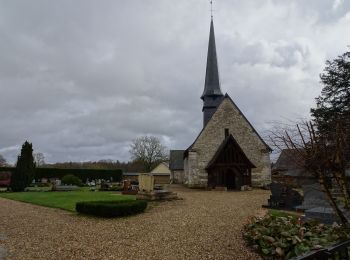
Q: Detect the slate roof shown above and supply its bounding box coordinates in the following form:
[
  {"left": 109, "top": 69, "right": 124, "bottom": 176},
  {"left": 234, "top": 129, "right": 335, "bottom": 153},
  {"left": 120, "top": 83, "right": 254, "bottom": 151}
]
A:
[
  {"left": 273, "top": 148, "right": 350, "bottom": 178},
  {"left": 185, "top": 94, "right": 272, "bottom": 157},
  {"left": 201, "top": 18, "right": 223, "bottom": 99},
  {"left": 169, "top": 150, "right": 185, "bottom": 170},
  {"left": 272, "top": 149, "right": 311, "bottom": 177},
  {"left": 273, "top": 149, "right": 304, "bottom": 171}
]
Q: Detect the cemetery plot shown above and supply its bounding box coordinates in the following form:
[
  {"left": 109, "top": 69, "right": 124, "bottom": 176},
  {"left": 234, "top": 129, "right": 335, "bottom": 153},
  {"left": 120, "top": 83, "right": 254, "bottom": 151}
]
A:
[
  {"left": 264, "top": 182, "right": 303, "bottom": 210},
  {"left": 0, "top": 191, "right": 134, "bottom": 212}
]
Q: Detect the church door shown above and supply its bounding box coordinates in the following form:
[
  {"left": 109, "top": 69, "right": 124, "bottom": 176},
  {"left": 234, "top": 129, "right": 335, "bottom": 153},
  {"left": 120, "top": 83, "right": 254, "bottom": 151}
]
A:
[
  {"left": 206, "top": 135, "right": 255, "bottom": 190},
  {"left": 226, "top": 169, "right": 235, "bottom": 190}
]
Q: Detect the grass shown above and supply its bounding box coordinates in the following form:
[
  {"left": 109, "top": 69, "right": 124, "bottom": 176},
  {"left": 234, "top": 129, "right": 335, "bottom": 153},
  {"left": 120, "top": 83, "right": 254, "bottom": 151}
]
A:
[
  {"left": 268, "top": 209, "right": 301, "bottom": 219},
  {"left": 0, "top": 190, "right": 135, "bottom": 212}
]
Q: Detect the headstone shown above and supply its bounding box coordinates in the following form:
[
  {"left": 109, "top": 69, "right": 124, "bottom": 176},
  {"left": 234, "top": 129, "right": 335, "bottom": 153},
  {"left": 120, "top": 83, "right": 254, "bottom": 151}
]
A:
[
  {"left": 138, "top": 174, "right": 154, "bottom": 192},
  {"left": 304, "top": 207, "right": 341, "bottom": 224},
  {"left": 296, "top": 183, "right": 330, "bottom": 211},
  {"left": 136, "top": 174, "right": 178, "bottom": 201},
  {"left": 266, "top": 182, "right": 303, "bottom": 210},
  {"left": 298, "top": 183, "right": 350, "bottom": 224},
  {"left": 122, "top": 180, "right": 131, "bottom": 191},
  {"left": 121, "top": 180, "right": 138, "bottom": 195}
]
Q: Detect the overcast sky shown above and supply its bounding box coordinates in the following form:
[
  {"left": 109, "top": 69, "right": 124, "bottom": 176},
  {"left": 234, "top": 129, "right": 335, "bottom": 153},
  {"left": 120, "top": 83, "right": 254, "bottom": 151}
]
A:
[{"left": 1, "top": 0, "right": 350, "bottom": 164}]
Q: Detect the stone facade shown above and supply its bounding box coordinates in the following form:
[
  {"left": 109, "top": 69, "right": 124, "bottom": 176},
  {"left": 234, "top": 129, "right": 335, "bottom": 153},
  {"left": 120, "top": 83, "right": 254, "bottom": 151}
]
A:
[
  {"left": 171, "top": 170, "right": 185, "bottom": 184},
  {"left": 184, "top": 95, "right": 271, "bottom": 188}
]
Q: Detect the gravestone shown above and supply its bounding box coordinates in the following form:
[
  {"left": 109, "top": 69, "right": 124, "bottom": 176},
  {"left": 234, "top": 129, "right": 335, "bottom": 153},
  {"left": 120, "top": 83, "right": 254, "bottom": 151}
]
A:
[
  {"left": 136, "top": 174, "right": 178, "bottom": 201},
  {"left": 121, "top": 179, "right": 138, "bottom": 195},
  {"left": 304, "top": 207, "right": 342, "bottom": 224},
  {"left": 297, "top": 183, "right": 350, "bottom": 224},
  {"left": 266, "top": 182, "right": 303, "bottom": 210},
  {"left": 296, "top": 183, "right": 330, "bottom": 211},
  {"left": 138, "top": 174, "right": 154, "bottom": 192}
]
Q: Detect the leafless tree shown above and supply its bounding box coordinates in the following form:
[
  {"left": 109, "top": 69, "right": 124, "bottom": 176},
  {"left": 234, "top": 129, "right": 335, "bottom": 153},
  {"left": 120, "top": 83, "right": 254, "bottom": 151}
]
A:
[
  {"left": 269, "top": 121, "right": 350, "bottom": 225},
  {"left": 129, "top": 136, "right": 168, "bottom": 172},
  {"left": 34, "top": 152, "right": 45, "bottom": 167}
]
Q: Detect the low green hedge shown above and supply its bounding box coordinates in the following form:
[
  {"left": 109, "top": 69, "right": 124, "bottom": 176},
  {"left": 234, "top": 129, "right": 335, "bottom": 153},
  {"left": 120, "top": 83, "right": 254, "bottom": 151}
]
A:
[
  {"left": 75, "top": 200, "right": 147, "bottom": 217},
  {"left": 61, "top": 174, "right": 84, "bottom": 186}
]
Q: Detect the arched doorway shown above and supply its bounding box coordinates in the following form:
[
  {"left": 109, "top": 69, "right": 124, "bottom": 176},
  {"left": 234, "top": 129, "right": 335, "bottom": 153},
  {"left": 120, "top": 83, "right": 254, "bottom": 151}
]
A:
[
  {"left": 206, "top": 135, "right": 255, "bottom": 190},
  {"left": 226, "top": 169, "right": 235, "bottom": 190}
]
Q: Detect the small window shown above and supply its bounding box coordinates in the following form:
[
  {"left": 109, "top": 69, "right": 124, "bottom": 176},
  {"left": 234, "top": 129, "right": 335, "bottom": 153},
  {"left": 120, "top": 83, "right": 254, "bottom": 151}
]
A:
[{"left": 225, "top": 128, "right": 229, "bottom": 138}]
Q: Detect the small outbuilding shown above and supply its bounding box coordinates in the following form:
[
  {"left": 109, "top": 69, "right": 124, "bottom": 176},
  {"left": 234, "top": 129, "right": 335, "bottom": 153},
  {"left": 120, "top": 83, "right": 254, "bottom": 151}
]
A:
[
  {"left": 150, "top": 162, "right": 171, "bottom": 184},
  {"left": 169, "top": 150, "right": 185, "bottom": 184},
  {"left": 123, "top": 162, "right": 171, "bottom": 185}
]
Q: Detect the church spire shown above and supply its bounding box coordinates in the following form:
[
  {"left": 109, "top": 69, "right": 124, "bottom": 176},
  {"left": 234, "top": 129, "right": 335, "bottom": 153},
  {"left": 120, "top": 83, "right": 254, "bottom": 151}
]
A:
[
  {"left": 201, "top": 17, "right": 223, "bottom": 100},
  {"left": 201, "top": 14, "right": 224, "bottom": 127}
]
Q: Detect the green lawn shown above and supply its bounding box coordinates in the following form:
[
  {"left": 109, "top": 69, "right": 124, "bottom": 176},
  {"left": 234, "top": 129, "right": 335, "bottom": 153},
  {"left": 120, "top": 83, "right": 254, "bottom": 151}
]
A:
[
  {"left": 0, "top": 191, "right": 135, "bottom": 212},
  {"left": 268, "top": 209, "right": 301, "bottom": 219}
]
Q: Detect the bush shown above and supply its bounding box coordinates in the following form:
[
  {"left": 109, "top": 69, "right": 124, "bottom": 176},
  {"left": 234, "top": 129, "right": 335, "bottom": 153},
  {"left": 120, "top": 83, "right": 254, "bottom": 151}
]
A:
[
  {"left": 110, "top": 185, "right": 123, "bottom": 191},
  {"left": 244, "top": 214, "right": 350, "bottom": 259},
  {"left": 76, "top": 200, "right": 147, "bottom": 217},
  {"left": 99, "top": 183, "right": 123, "bottom": 191},
  {"left": 61, "top": 175, "right": 83, "bottom": 187}
]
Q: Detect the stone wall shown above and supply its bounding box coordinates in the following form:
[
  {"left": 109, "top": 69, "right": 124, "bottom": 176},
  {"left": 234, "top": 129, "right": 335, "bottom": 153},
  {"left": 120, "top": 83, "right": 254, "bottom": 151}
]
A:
[
  {"left": 185, "top": 96, "right": 271, "bottom": 188},
  {"left": 171, "top": 170, "right": 185, "bottom": 184}
]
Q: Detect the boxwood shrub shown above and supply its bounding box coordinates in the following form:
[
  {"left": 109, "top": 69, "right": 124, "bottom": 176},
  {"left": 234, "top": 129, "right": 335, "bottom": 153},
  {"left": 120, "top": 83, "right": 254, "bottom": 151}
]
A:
[
  {"left": 76, "top": 200, "right": 147, "bottom": 217},
  {"left": 62, "top": 174, "right": 84, "bottom": 186}
]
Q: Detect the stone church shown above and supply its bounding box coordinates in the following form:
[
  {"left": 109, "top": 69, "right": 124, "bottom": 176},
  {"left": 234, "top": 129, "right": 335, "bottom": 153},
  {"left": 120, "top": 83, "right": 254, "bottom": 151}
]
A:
[{"left": 179, "top": 18, "right": 272, "bottom": 189}]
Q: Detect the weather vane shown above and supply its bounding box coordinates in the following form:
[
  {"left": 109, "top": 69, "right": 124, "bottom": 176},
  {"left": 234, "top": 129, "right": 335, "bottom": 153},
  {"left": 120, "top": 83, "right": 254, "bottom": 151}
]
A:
[{"left": 210, "top": 0, "right": 213, "bottom": 19}]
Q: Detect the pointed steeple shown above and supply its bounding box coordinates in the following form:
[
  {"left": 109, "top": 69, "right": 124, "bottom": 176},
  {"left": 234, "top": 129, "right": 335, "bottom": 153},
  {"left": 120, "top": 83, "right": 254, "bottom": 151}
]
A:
[
  {"left": 201, "top": 18, "right": 223, "bottom": 100},
  {"left": 201, "top": 17, "right": 224, "bottom": 127}
]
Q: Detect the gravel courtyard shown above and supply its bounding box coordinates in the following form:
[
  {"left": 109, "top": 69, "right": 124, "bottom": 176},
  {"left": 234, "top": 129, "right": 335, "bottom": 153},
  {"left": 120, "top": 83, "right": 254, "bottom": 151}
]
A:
[{"left": 0, "top": 188, "right": 269, "bottom": 260}]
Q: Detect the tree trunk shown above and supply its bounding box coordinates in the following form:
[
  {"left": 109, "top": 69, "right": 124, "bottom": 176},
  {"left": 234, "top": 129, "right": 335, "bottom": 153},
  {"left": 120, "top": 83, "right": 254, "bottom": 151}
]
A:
[{"left": 318, "top": 173, "right": 348, "bottom": 225}]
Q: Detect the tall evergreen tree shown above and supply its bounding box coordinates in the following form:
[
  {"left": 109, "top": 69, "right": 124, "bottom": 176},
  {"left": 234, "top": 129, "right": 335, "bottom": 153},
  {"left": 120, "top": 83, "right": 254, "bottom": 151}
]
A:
[
  {"left": 311, "top": 51, "right": 350, "bottom": 134},
  {"left": 10, "top": 141, "right": 36, "bottom": 192}
]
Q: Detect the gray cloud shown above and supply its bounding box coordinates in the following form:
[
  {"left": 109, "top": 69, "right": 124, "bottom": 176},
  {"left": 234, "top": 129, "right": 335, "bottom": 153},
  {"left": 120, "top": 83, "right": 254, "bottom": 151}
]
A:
[{"left": 1, "top": 0, "right": 350, "bottom": 163}]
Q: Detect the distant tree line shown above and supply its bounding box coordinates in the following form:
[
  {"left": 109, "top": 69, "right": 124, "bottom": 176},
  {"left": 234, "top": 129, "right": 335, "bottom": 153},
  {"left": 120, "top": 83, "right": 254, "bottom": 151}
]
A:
[{"left": 42, "top": 160, "right": 145, "bottom": 173}]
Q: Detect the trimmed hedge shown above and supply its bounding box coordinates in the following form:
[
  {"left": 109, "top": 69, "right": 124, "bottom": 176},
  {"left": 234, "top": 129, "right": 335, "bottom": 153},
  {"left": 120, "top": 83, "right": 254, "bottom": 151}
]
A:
[
  {"left": 75, "top": 200, "right": 147, "bottom": 217},
  {"left": 61, "top": 175, "right": 84, "bottom": 186},
  {"left": 0, "top": 167, "right": 123, "bottom": 182}
]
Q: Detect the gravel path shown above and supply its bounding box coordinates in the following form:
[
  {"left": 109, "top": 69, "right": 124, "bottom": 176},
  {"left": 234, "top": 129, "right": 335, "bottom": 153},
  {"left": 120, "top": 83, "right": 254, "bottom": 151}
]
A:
[{"left": 0, "top": 188, "right": 269, "bottom": 259}]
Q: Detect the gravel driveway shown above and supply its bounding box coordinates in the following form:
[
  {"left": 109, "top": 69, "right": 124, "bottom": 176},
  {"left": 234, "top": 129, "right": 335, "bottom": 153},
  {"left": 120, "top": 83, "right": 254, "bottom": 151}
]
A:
[{"left": 0, "top": 187, "right": 269, "bottom": 259}]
